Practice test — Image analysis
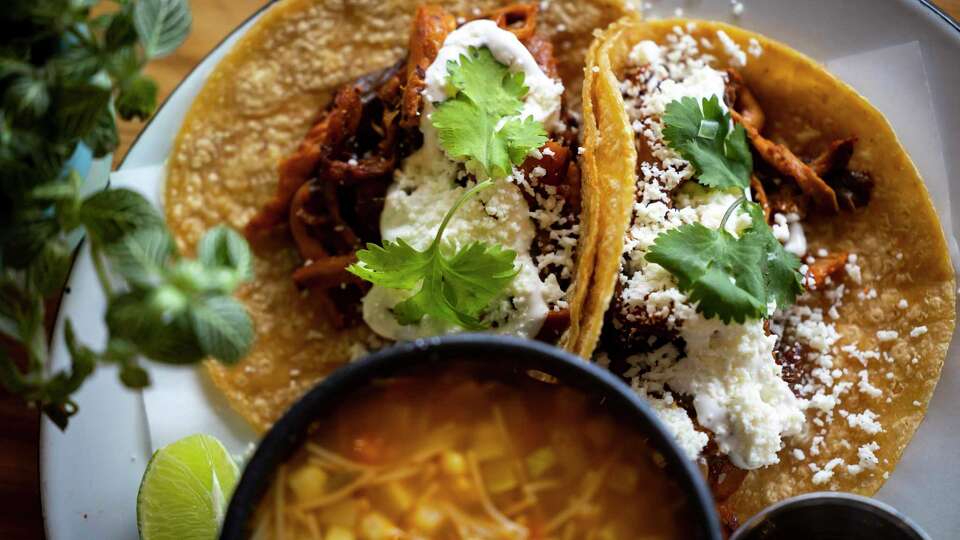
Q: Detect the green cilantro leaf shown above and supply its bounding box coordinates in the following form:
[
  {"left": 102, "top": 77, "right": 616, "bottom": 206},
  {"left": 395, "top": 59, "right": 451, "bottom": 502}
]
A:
[
  {"left": 347, "top": 179, "right": 519, "bottom": 329},
  {"left": 646, "top": 197, "right": 803, "bottom": 323},
  {"left": 742, "top": 202, "right": 804, "bottom": 309},
  {"left": 431, "top": 46, "right": 547, "bottom": 179},
  {"left": 662, "top": 96, "right": 752, "bottom": 190},
  {"left": 446, "top": 47, "right": 525, "bottom": 116}
]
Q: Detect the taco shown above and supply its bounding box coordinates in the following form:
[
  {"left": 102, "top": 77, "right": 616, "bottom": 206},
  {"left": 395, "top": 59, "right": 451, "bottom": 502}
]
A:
[
  {"left": 580, "top": 16, "right": 956, "bottom": 529},
  {"left": 164, "top": 0, "right": 627, "bottom": 430}
]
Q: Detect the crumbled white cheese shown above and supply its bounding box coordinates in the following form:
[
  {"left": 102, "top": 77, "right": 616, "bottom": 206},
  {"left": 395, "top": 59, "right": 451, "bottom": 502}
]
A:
[
  {"left": 876, "top": 330, "right": 898, "bottom": 342},
  {"left": 716, "top": 30, "right": 747, "bottom": 67},
  {"left": 635, "top": 316, "right": 806, "bottom": 469},
  {"left": 747, "top": 37, "right": 763, "bottom": 58},
  {"left": 847, "top": 410, "right": 883, "bottom": 434},
  {"left": 812, "top": 457, "right": 844, "bottom": 485},
  {"left": 898, "top": 299, "right": 909, "bottom": 309},
  {"left": 910, "top": 325, "right": 928, "bottom": 338}
]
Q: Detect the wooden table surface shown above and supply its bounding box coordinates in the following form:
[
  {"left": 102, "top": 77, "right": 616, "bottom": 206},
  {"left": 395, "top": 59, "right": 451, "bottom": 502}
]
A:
[{"left": 2, "top": 1, "right": 958, "bottom": 538}]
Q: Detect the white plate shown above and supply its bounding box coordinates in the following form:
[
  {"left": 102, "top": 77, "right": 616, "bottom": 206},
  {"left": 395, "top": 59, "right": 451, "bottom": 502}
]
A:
[{"left": 41, "top": 1, "right": 960, "bottom": 539}]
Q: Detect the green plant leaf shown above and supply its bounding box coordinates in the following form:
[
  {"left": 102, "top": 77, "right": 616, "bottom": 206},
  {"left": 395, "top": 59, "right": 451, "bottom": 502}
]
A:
[
  {"left": 430, "top": 46, "right": 547, "bottom": 179},
  {"left": 645, "top": 198, "right": 804, "bottom": 323},
  {"left": 662, "top": 96, "right": 752, "bottom": 190},
  {"left": 189, "top": 296, "right": 253, "bottom": 364},
  {"left": 106, "top": 291, "right": 205, "bottom": 364},
  {"left": 80, "top": 188, "right": 163, "bottom": 244},
  {"left": 28, "top": 238, "right": 73, "bottom": 296},
  {"left": 105, "top": 7, "right": 138, "bottom": 50},
  {"left": 347, "top": 180, "right": 518, "bottom": 328},
  {"left": 119, "top": 362, "right": 150, "bottom": 388},
  {"left": 4, "top": 74, "right": 50, "bottom": 123},
  {"left": 103, "top": 226, "right": 175, "bottom": 287},
  {"left": 196, "top": 225, "right": 253, "bottom": 281},
  {"left": 134, "top": 0, "right": 191, "bottom": 59},
  {"left": 0, "top": 217, "right": 59, "bottom": 268},
  {"left": 116, "top": 73, "right": 157, "bottom": 121},
  {"left": 55, "top": 80, "right": 112, "bottom": 139},
  {"left": 83, "top": 104, "right": 119, "bottom": 158}
]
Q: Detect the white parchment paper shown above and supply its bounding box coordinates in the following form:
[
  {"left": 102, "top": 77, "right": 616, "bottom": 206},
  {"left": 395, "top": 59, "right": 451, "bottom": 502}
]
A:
[{"left": 827, "top": 42, "right": 960, "bottom": 539}]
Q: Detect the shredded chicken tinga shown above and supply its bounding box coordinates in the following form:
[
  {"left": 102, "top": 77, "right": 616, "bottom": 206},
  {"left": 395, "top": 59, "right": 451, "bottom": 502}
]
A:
[
  {"left": 581, "top": 17, "right": 954, "bottom": 530},
  {"left": 244, "top": 4, "right": 584, "bottom": 338},
  {"left": 251, "top": 367, "right": 693, "bottom": 539}
]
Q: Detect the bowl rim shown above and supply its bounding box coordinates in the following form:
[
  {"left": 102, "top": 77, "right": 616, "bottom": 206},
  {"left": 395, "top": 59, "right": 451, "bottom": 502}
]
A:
[
  {"left": 730, "top": 491, "right": 930, "bottom": 540},
  {"left": 219, "top": 333, "right": 723, "bottom": 539}
]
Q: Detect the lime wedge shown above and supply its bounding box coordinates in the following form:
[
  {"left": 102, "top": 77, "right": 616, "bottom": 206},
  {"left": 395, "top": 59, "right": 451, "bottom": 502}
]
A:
[{"left": 137, "top": 434, "right": 239, "bottom": 540}]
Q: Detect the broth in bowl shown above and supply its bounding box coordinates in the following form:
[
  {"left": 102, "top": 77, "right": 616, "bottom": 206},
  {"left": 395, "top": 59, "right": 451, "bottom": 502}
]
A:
[{"left": 251, "top": 365, "right": 695, "bottom": 539}]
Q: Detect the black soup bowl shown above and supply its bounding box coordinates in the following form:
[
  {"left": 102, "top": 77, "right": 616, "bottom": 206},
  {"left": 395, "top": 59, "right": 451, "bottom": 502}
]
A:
[{"left": 220, "top": 333, "right": 722, "bottom": 539}]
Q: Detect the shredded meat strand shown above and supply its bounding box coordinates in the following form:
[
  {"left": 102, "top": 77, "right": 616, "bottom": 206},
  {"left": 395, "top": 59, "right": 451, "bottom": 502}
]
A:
[
  {"left": 292, "top": 254, "right": 364, "bottom": 290},
  {"left": 725, "top": 69, "right": 765, "bottom": 132},
  {"left": 805, "top": 251, "right": 848, "bottom": 289},
  {"left": 810, "top": 137, "right": 855, "bottom": 177},
  {"left": 732, "top": 109, "right": 840, "bottom": 213},
  {"left": 489, "top": 3, "right": 538, "bottom": 42},
  {"left": 401, "top": 5, "right": 456, "bottom": 128}
]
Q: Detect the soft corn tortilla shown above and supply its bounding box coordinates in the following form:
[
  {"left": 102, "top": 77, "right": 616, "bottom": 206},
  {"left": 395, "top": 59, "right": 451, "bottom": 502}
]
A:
[
  {"left": 581, "top": 17, "right": 956, "bottom": 520},
  {"left": 164, "top": 0, "right": 627, "bottom": 431}
]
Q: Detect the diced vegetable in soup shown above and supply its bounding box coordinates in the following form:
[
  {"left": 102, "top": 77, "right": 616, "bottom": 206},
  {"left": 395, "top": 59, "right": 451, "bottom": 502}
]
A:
[{"left": 251, "top": 367, "right": 695, "bottom": 539}]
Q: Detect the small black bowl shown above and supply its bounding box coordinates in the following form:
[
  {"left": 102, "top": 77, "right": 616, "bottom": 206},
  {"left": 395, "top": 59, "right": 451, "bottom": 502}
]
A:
[{"left": 220, "top": 333, "right": 722, "bottom": 539}]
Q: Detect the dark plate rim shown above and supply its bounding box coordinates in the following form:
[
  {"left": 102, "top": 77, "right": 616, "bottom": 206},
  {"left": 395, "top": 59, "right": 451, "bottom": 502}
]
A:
[{"left": 218, "top": 333, "right": 723, "bottom": 540}]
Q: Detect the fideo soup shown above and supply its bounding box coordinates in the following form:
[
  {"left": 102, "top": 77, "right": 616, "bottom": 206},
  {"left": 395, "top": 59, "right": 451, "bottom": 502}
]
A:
[{"left": 251, "top": 365, "right": 695, "bottom": 539}]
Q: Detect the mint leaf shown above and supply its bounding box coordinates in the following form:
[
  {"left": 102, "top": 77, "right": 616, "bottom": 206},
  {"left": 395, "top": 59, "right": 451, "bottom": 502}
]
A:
[
  {"left": 106, "top": 291, "right": 205, "bottom": 365},
  {"left": 116, "top": 74, "right": 157, "bottom": 121},
  {"left": 119, "top": 363, "right": 150, "bottom": 388},
  {"left": 105, "top": 8, "right": 138, "bottom": 51},
  {"left": 348, "top": 180, "right": 518, "bottom": 328},
  {"left": 81, "top": 188, "right": 163, "bottom": 244},
  {"left": 56, "top": 80, "right": 112, "bottom": 139},
  {"left": 430, "top": 46, "right": 547, "bottom": 179},
  {"left": 189, "top": 296, "right": 253, "bottom": 364},
  {"left": 103, "top": 227, "right": 175, "bottom": 287},
  {"left": 197, "top": 225, "right": 253, "bottom": 282},
  {"left": 662, "top": 96, "right": 752, "bottom": 190},
  {"left": 5, "top": 75, "right": 50, "bottom": 123},
  {"left": 0, "top": 218, "right": 59, "bottom": 268},
  {"left": 83, "top": 105, "right": 120, "bottom": 158},
  {"left": 134, "top": 0, "right": 191, "bottom": 59},
  {"left": 28, "top": 239, "right": 73, "bottom": 297}
]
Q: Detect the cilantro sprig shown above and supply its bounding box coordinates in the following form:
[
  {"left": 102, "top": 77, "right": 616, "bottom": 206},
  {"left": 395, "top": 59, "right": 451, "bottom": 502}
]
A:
[
  {"left": 646, "top": 197, "right": 803, "bottom": 323},
  {"left": 663, "top": 95, "right": 753, "bottom": 190},
  {"left": 431, "top": 46, "right": 548, "bottom": 179},
  {"left": 348, "top": 180, "right": 519, "bottom": 329}
]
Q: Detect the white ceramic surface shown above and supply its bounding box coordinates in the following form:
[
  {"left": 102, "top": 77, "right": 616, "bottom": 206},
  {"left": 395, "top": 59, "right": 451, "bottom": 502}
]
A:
[{"left": 41, "top": 1, "right": 960, "bottom": 539}]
